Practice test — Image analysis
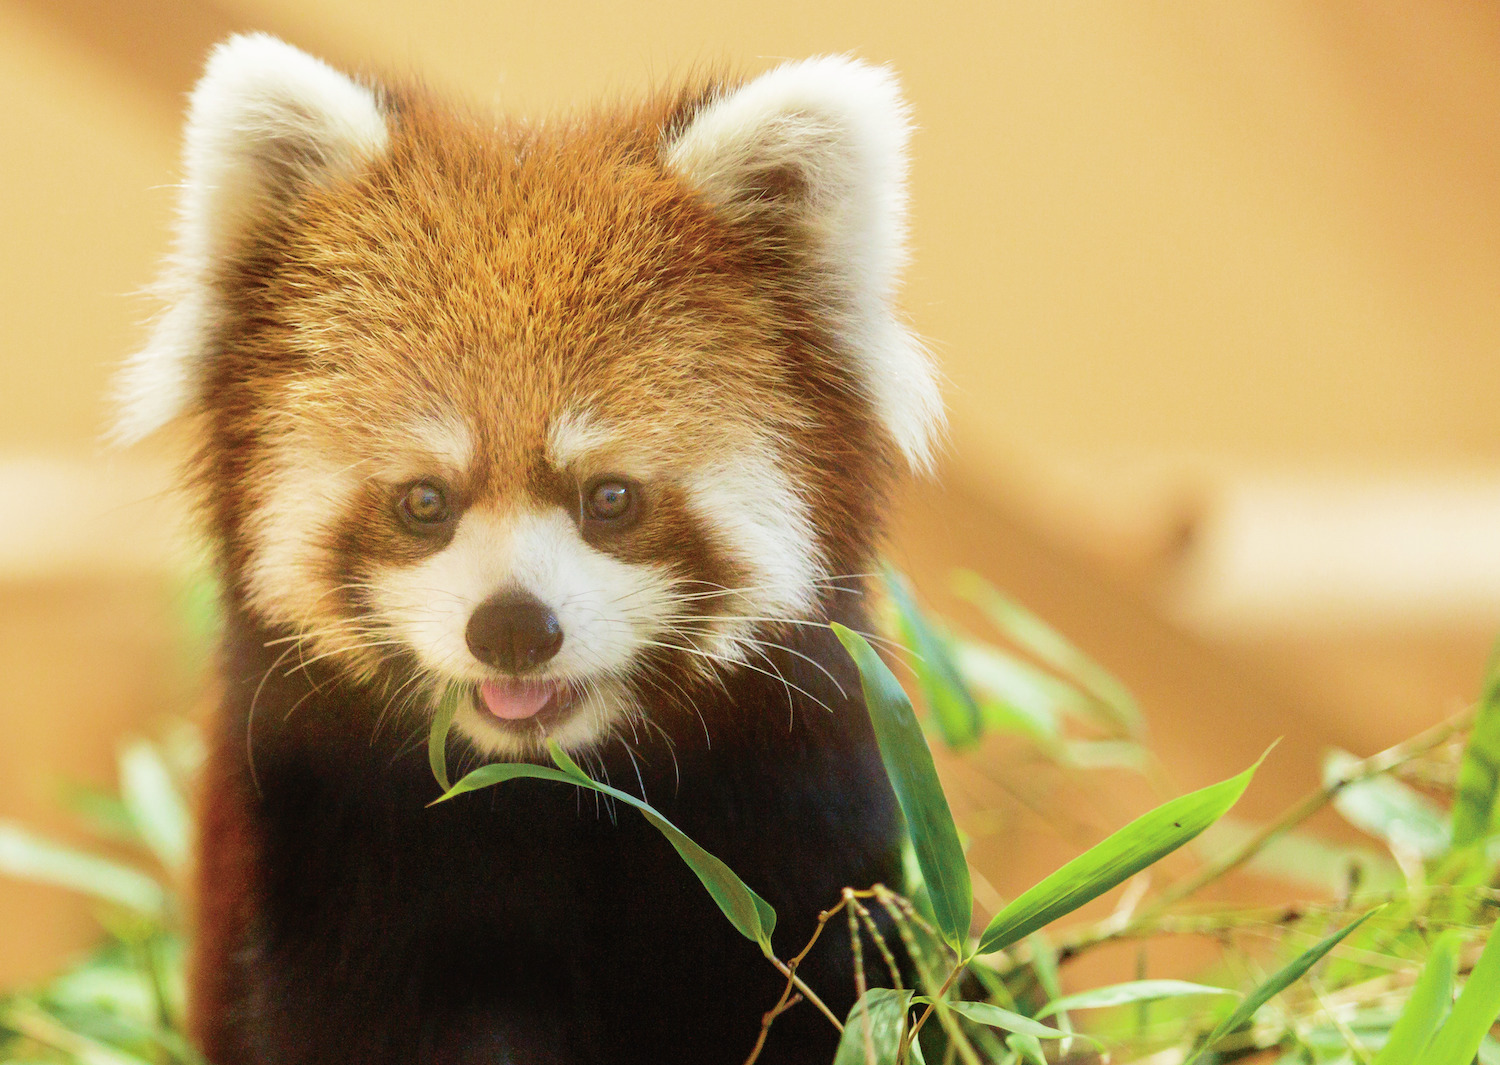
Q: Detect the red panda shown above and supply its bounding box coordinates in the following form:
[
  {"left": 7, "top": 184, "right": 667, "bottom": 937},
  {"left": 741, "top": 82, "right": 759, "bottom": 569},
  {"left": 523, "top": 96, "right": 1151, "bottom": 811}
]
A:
[{"left": 118, "top": 34, "right": 944, "bottom": 1064}]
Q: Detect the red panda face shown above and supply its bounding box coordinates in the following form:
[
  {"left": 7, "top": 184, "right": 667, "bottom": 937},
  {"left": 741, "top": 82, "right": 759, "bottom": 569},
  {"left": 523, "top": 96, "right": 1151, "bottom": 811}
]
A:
[{"left": 118, "top": 36, "right": 944, "bottom": 756}]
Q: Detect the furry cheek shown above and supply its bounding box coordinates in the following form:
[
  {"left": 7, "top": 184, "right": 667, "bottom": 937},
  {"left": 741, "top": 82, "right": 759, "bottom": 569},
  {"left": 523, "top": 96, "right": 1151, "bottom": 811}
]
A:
[
  {"left": 682, "top": 449, "right": 827, "bottom": 653},
  {"left": 241, "top": 447, "right": 361, "bottom": 645}
]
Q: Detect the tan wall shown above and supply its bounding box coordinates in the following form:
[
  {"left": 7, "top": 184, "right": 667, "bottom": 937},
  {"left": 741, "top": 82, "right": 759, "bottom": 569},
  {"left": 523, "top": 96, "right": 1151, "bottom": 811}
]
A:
[{"left": 3, "top": 0, "right": 1498, "bottom": 985}]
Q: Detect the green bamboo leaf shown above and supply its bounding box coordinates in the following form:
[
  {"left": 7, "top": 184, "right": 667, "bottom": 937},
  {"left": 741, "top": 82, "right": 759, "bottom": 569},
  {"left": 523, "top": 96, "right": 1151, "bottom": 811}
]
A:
[
  {"left": 427, "top": 687, "right": 461, "bottom": 792},
  {"left": 1326, "top": 749, "right": 1451, "bottom": 858},
  {"left": 1037, "top": 979, "right": 1235, "bottom": 1017},
  {"left": 931, "top": 1000, "right": 1070, "bottom": 1041},
  {"left": 1005, "top": 1032, "right": 1048, "bottom": 1065},
  {"left": 1371, "top": 931, "right": 1458, "bottom": 1065},
  {"left": 433, "top": 742, "right": 777, "bottom": 953},
  {"left": 118, "top": 742, "right": 189, "bottom": 872},
  {"left": 1415, "top": 926, "right": 1500, "bottom": 1065},
  {"left": 976, "top": 754, "right": 1265, "bottom": 955},
  {"left": 833, "top": 624, "right": 972, "bottom": 953},
  {"left": 0, "top": 823, "right": 164, "bottom": 917},
  {"left": 834, "top": 988, "right": 914, "bottom": 1065},
  {"left": 1185, "top": 909, "right": 1377, "bottom": 1065},
  {"left": 885, "top": 569, "right": 983, "bottom": 749},
  {"left": 952, "top": 570, "right": 1142, "bottom": 738},
  {"left": 1453, "top": 640, "right": 1500, "bottom": 846},
  {"left": 952, "top": 640, "right": 1075, "bottom": 739},
  {"left": 1026, "top": 934, "right": 1074, "bottom": 1049}
]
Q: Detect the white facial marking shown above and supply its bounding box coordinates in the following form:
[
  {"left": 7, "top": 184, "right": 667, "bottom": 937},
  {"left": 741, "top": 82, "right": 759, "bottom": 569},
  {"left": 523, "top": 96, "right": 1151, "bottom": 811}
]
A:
[
  {"left": 684, "top": 449, "right": 826, "bottom": 656},
  {"left": 243, "top": 442, "right": 361, "bottom": 628},
  {"left": 406, "top": 416, "right": 474, "bottom": 474},
  {"left": 371, "top": 508, "right": 677, "bottom": 755},
  {"left": 547, "top": 410, "right": 618, "bottom": 470}
]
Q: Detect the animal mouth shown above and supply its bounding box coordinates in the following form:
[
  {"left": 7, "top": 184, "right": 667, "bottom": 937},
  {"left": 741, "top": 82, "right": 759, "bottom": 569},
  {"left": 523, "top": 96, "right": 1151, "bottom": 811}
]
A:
[{"left": 475, "top": 678, "right": 578, "bottom": 726}]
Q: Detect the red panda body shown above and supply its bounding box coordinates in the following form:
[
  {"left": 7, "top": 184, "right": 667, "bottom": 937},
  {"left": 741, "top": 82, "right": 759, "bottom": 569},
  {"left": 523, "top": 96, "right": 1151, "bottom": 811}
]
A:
[{"left": 122, "top": 36, "right": 943, "bottom": 1064}]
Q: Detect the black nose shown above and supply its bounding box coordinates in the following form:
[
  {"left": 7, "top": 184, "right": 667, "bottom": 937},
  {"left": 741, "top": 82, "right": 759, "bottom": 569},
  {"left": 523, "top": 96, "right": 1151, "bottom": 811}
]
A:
[{"left": 465, "top": 592, "right": 564, "bottom": 673}]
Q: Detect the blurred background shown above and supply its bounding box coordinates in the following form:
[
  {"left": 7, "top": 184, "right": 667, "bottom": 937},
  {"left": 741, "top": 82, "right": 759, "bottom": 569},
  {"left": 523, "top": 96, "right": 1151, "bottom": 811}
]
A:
[{"left": 3, "top": 0, "right": 1498, "bottom": 990}]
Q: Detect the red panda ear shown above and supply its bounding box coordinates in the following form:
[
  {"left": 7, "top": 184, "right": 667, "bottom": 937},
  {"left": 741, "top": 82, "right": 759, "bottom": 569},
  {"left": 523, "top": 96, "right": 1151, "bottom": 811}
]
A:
[
  {"left": 114, "top": 34, "right": 389, "bottom": 444},
  {"left": 664, "top": 57, "right": 944, "bottom": 473}
]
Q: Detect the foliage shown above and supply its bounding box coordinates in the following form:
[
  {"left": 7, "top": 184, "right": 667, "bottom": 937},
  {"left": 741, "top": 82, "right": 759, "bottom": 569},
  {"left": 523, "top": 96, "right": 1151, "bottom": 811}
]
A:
[{"left": 5, "top": 571, "right": 1500, "bottom": 1064}]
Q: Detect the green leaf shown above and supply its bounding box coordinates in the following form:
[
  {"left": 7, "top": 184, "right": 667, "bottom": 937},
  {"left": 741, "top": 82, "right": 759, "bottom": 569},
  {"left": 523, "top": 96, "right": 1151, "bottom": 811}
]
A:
[
  {"left": 1415, "top": 926, "right": 1500, "bottom": 1065},
  {"left": 1371, "top": 931, "right": 1458, "bottom": 1065},
  {"left": 1026, "top": 934, "right": 1074, "bottom": 1048},
  {"left": 1453, "top": 640, "right": 1500, "bottom": 846},
  {"left": 1037, "top": 979, "right": 1235, "bottom": 1017},
  {"left": 976, "top": 755, "right": 1264, "bottom": 955},
  {"left": 952, "top": 640, "right": 1082, "bottom": 738},
  {"left": 933, "top": 1000, "right": 1070, "bottom": 1041},
  {"left": 1005, "top": 1032, "right": 1048, "bottom": 1065},
  {"left": 1185, "top": 909, "right": 1377, "bottom": 1065},
  {"left": 118, "top": 742, "right": 190, "bottom": 872},
  {"left": 1325, "top": 749, "right": 1451, "bottom": 858},
  {"left": 885, "top": 569, "right": 984, "bottom": 749},
  {"left": 953, "top": 570, "right": 1142, "bottom": 738},
  {"left": 833, "top": 624, "right": 972, "bottom": 953},
  {"left": 434, "top": 742, "right": 776, "bottom": 953},
  {"left": 427, "top": 687, "right": 461, "bottom": 792},
  {"left": 834, "top": 988, "right": 914, "bottom": 1065},
  {"left": 0, "top": 823, "right": 164, "bottom": 917}
]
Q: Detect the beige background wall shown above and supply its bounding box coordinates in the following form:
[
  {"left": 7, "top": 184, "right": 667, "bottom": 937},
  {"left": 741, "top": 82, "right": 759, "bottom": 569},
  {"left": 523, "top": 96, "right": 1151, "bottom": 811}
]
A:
[{"left": 3, "top": 0, "right": 1498, "bottom": 986}]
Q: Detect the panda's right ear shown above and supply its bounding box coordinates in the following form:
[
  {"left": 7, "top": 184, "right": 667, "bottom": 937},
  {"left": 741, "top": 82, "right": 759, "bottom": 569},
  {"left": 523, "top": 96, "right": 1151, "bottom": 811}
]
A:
[{"left": 114, "top": 34, "right": 389, "bottom": 444}]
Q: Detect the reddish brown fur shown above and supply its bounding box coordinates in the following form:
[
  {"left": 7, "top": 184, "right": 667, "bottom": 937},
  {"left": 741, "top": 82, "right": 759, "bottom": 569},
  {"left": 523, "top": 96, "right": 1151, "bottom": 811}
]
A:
[{"left": 184, "top": 72, "right": 913, "bottom": 1063}]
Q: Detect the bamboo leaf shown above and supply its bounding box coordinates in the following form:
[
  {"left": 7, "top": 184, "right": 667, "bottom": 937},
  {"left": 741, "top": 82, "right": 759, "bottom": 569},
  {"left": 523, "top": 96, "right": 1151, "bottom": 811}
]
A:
[
  {"left": 433, "top": 742, "right": 777, "bottom": 953},
  {"left": 1326, "top": 749, "right": 1451, "bottom": 858},
  {"left": 977, "top": 755, "right": 1265, "bottom": 955},
  {"left": 0, "top": 823, "right": 164, "bottom": 917},
  {"left": 118, "top": 742, "right": 190, "bottom": 872},
  {"left": 834, "top": 624, "right": 972, "bottom": 953},
  {"left": 1371, "top": 931, "right": 1458, "bottom": 1065},
  {"left": 1185, "top": 909, "right": 1377, "bottom": 1065},
  {"left": 1453, "top": 639, "right": 1500, "bottom": 846},
  {"left": 427, "top": 687, "right": 461, "bottom": 792},
  {"left": 1037, "top": 979, "right": 1235, "bottom": 1017},
  {"left": 1005, "top": 1032, "right": 1048, "bottom": 1065},
  {"left": 931, "top": 1000, "right": 1071, "bottom": 1041},
  {"left": 885, "top": 569, "right": 983, "bottom": 749},
  {"left": 834, "top": 988, "right": 914, "bottom": 1065},
  {"left": 952, "top": 570, "right": 1142, "bottom": 738},
  {"left": 1415, "top": 926, "right": 1500, "bottom": 1065}
]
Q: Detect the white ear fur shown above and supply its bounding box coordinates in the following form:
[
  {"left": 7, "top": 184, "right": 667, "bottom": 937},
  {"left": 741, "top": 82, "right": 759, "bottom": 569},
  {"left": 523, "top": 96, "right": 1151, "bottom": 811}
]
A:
[
  {"left": 114, "top": 34, "right": 389, "bottom": 443},
  {"left": 664, "top": 57, "right": 944, "bottom": 472}
]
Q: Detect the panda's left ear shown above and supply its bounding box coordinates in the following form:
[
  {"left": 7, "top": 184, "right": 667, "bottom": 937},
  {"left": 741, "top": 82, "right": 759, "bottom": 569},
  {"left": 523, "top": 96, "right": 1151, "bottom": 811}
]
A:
[{"left": 664, "top": 57, "right": 944, "bottom": 472}]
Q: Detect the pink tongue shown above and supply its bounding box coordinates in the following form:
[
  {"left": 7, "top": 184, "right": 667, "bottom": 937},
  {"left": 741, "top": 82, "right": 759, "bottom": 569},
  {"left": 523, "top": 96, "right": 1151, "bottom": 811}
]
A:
[{"left": 479, "top": 679, "right": 558, "bottom": 720}]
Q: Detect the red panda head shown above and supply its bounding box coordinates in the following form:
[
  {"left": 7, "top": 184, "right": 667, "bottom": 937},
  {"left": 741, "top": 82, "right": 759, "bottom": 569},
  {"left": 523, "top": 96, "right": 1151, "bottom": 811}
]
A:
[{"left": 118, "top": 35, "right": 944, "bottom": 756}]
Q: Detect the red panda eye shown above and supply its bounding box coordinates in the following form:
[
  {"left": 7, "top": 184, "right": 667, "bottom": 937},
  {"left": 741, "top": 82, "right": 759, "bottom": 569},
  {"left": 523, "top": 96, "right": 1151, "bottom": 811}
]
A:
[
  {"left": 399, "top": 482, "right": 450, "bottom": 527},
  {"left": 584, "top": 479, "right": 635, "bottom": 524}
]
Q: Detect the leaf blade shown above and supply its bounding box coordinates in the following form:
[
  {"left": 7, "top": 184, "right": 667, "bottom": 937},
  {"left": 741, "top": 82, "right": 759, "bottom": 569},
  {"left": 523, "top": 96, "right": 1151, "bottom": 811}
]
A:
[
  {"left": 1453, "top": 639, "right": 1500, "bottom": 846},
  {"left": 433, "top": 744, "right": 777, "bottom": 953},
  {"left": 1184, "top": 909, "right": 1377, "bottom": 1065},
  {"left": 1036, "top": 979, "right": 1235, "bottom": 1018},
  {"left": 1415, "top": 925, "right": 1500, "bottom": 1065},
  {"left": 976, "top": 755, "right": 1264, "bottom": 955},
  {"left": 0, "top": 822, "right": 165, "bottom": 917},
  {"left": 118, "top": 742, "right": 190, "bottom": 872},
  {"left": 1371, "top": 931, "right": 1458, "bottom": 1065},
  {"left": 834, "top": 623, "right": 972, "bottom": 952},
  {"left": 834, "top": 988, "right": 915, "bottom": 1065}
]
